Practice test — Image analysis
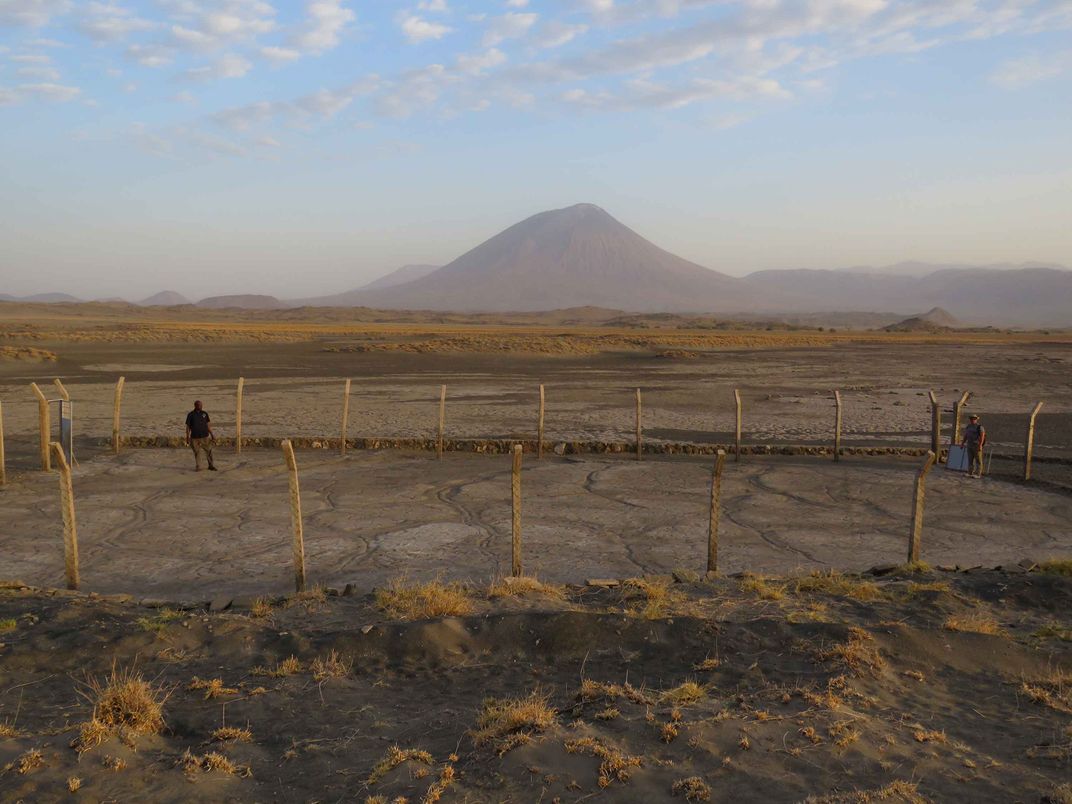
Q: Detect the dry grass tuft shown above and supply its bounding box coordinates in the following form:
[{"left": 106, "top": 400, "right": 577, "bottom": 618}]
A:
[
  {"left": 75, "top": 664, "right": 170, "bottom": 752},
  {"left": 739, "top": 573, "right": 786, "bottom": 601},
  {"left": 943, "top": 613, "right": 1002, "bottom": 635},
  {"left": 135, "top": 608, "right": 183, "bottom": 633},
  {"left": 672, "top": 776, "right": 711, "bottom": 801},
  {"left": 1021, "top": 669, "right": 1072, "bottom": 714},
  {"left": 252, "top": 655, "right": 302, "bottom": 678},
  {"left": 285, "top": 585, "right": 328, "bottom": 611},
  {"left": 212, "top": 726, "right": 253, "bottom": 742},
  {"left": 804, "top": 779, "right": 929, "bottom": 803},
  {"left": 1046, "top": 783, "right": 1072, "bottom": 804},
  {"left": 311, "top": 649, "right": 352, "bottom": 682},
  {"left": 595, "top": 707, "right": 620, "bottom": 721},
  {"left": 422, "top": 763, "right": 456, "bottom": 804},
  {"left": 487, "top": 575, "right": 566, "bottom": 600},
  {"left": 660, "top": 681, "right": 706, "bottom": 706},
  {"left": 1038, "top": 559, "right": 1072, "bottom": 577},
  {"left": 828, "top": 720, "right": 862, "bottom": 750},
  {"left": 188, "top": 677, "right": 239, "bottom": 699},
  {"left": 904, "top": 581, "right": 951, "bottom": 596},
  {"left": 1033, "top": 623, "right": 1072, "bottom": 642},
  {"left": 0, "top": 721, "right": 22, "bottom": 738},
  {"left": 892, "top": 562, "right": 933, "bottom": 576},
  {"left": 376, "top": 578, "right": 474, "bottom": 621},
  {"left": 621, "top": 577, "right": 684, "bottom": 619},
  {"left": 913, "top": 729, "right": 947, "bottom": 743},
  {"left": 471, "top": 692, "right": 556, "bottom": 755},
  {"left": 14, "top": 748, "right": 44, "bottom": 774},
  {"left": 250, "top": 597, "right": 274, "bottom": 618},
  {"left": 181, "top": 749, "right": 250, "bottom": 776},
  {"left": 564, "top": 736, "right": 643, "bottom": 788},
  {"left": 794, "top": 571, "right": 882, "bottom": 601},
  {"left": 579, "top": 679, "right": 654, "bottom": 706},
  {"left": 367, "top": 746, "right": 434, "bottom": 785},
  {"left": 693, "top": 657, "right": 720, "bottom": 671},
  {"left": 67, "top": 777, "right": 82, "bottom": 792},
  {"left": 815, "top": 627, "right": 885, "bottom": 676},
  {"left": 0, "top": 618, "right": 16, "bottom": 634}
]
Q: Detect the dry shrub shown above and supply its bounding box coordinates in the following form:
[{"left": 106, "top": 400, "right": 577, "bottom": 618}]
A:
[
  {"left": 212, "top": 726, "right": 253, "bottom": 742},
  {"left": 800, "top": 726, "right": 823, "bottom": 744},
  {"left": 564, "top": 737, "right": 643, "bottom": 788},
  {"left": 487, "top": 575, "right": 565, "bottom": 601},
  {"left": 376, "top": 578, "right": 473, "bottom": 621},
  {"left": 471, "top": 691, "right": 556, "bottom": 755},
  {"left": 622, "top": 577, "right": 683, "bottom": 619},
  {"left": 14, "top": 748, "right": 44, "bottom": 775},
  {"left": 672, "top": 776, "right": 712, "bottom": 801},
  {"left": 188, "top": 677, "right": 239, "bottom": 699},
  {"left": 579, "top": 679, "right": 653, "bottom": 706},
  {"left": 660, "top": 681, "right": 706, "bottom": 706},
  {"left": 1021, "top": 669, "right": 1072, "bottom": 714},
  {"left": 135, "top": 608, "right": 183, "bottom": 633},
  {"left": 943, "top": 613, "right": 1002, "bottom": 635},
  {"left": 1033, "top": 623, "right": 1072, "bottom": 642},
  {"left": 804, "top": 779, "right": 929, "bottom": 803},
  {"left": 595, "top": 707, "right": 620, "bottom": 721},
  {"left": 1038, "top": 559, "right": 1072, "bottom": 577},
  {"left": 693, "top": 657, "right": 720, "bottom": 671},
  {"left": 422, "top": 763, "right": 456, "bottom": 804},
  {"left": 0, "top": 618, "right": 16, "bottom": 634},
  {"left": 311, "top": 649, "right": 352, "bottom": 682},
  {"left": 75, "top": 663, "right": 169, "bottom": 752},
  {"left": 815, "top": 627, "right": 885, "bottom": 676},
  {"left": 252, "top": 655, "right": 302, "bottom": 678},
  {"left": 367, "top": 746, "right": 433, "bottom": 785},
  {"left": 1046, "top": 783, "right": 1072, "bottom": 804},
  {"left": 67, "top": 777, "right": 82, "bottom": 792},
  {"left": 912, "top": 729, "right": 946, "bottom": 743},
  {"left": 904, "top": 581, "right": 950, "bottom": 596},
  {"left": 102, "top": 755, "right": 126, "bottom": 771},
  {"left": 250, "top": 597, "right": 273, "bottom": 618},
  {"left": 891, "top": 562, "right": 932, "bottom": 576},
  {"left": 286, "top": 586, "right": 327, "bottom": 612},
  {"left": 739, "top": 574, "right": 786, "bottom": 601},
  {"left": 829, "top": 720, "right": 861, "bottom": 750},
  {"left": 794, "top": 571, "right": 882, "bottom": 601},
  {"left": 0, "top": 721, "right": 21, "bottom": 738},
  {"left": 661, "top": 722, "right": 679, "bottom": 743},
  {"left": 181, "top": 749, "right": 250, "bottom": 777}
]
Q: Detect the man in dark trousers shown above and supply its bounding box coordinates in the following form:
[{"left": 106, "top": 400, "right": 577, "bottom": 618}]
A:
[
  {"left": 185, "top": 400, "right": 217, "bottom": 471},
  {"left": 962, "top": 414, "right": 986, "bottom": 478}
]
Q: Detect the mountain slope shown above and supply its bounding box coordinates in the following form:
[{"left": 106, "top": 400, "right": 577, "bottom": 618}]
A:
[
  {"left": 348, "top": 204, "right": 764, "bottom": 313},
  {"left": 141, "top": 290, "right": 192, "bottom": 306},
  {"left": 197, "top": 294, "right": 283, "bottom": 310}
]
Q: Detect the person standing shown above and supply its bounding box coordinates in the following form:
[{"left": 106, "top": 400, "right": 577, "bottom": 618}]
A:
[
  {"left": 185, "top": 400, "right": 217, "bottom": 472},
  {"left": 962, "top": 414, "right": 986, "bottom": 478}
]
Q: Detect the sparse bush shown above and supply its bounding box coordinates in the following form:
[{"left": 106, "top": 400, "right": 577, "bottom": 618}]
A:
[
  {"left": 75, "top": 663, "right": 170, "bottom": 752},
  {"left": 376, "top": 578, "right": 473, "bottom": 621},
  {"left": 367, "top": 746, "right": 433, "bottom": 785},
  {"left": 794, "top": 571, "right": 882, "bottom": 601},
  {"left": 487, "top": 575, "right": 565, "bottom": 600},
  {"left": 471, "top": 691, "right": 556, "bottom": 755},
  {"left": 564, "top": 737, "right": 642, "bottom": 788},
  {"left": 672, "top": 776, "right": 711, "bottom": 801},
  {"left": 739, "top": 574, "right": 786, "bottom": 601},
  {"left": 943, "top": 613, "right": 1002, "bottom": 635}
]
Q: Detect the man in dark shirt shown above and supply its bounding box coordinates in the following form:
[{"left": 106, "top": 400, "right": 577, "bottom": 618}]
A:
[
  {"left": 185, "top": 400, "right": 217, "bottom": 471},
  {"left": 962, "top": 414, "right": 986, "bottom": 478}
]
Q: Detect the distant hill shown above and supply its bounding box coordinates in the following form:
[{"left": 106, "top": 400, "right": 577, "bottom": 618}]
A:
[
  {"left": 884, "top": 307, "right": 960, "bottom": 332},
  {"left": 344, "top": 204, "right": 766, "bottom": 313},
  {"left": 197, "top": 294, "right": 283, "bottom": 310},
  {"left": 361, "top": 264, "right": 441, "bottom": 291},
  {"left": 141, "top": 290, "right": 192, "bottom": 306}
]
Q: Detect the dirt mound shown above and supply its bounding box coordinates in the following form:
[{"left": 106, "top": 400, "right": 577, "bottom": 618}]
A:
[
  {"left": 1, "top": 569, "right": 1069, "bottom": 801},
  {"left": 884, "top": 307, "right": 960, "bottom": 332}
]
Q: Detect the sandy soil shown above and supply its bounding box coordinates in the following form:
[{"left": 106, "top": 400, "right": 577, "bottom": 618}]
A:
[
  {"left": 3, "top": 450, "right": 1071, "bottom": 600},
  {"left": 0, "top": 570, "right": 1070, "bottom": 802}
]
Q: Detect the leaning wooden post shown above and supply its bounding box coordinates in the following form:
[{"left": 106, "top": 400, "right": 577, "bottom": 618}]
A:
[
  {"left": 0, "top": 400, "right": 6, "bottom": 487},
  {"left": 235, "top": 377, "right": 244, "bottom": 455},
  {"left": 833, "top": 390, "right": 843, "bottom": 462},
  {"left": 907, "top": 450, "right": 937, "bottom": 564},
  {"left": 112, "top": 376, "right": 125, "bottom": 456},
  {"left": 950, "top": 391, "right": 971, "bottom": 452},
  {"left": 53, "top": 378, "right": 70, "bottom": 402},
  {"left": 30, "top": 382, "right": 50, "bottom": 472},
  {"left": 50, "top": 442, "right": 79, "bottom": 590},
  {"left": 537, "top": 384, "right": 545, "bottom": 460},
  {"left": 928, "top": 391, "right": 941, "bottom": 458},
  {"left": 707, "top": 449, "right": 727, "bottom": 576},
  {"left": 511, "top": 444, "right": 523, "bottom": 577},
  {"left": 340, "top": 379, "right": 351, "bottom": 456},
  {"left": 280, "top": 440, "right": 307, "bottom": 593},
  {"left": 734, "top": 389, "right": 742, "bottom": 462},
  {"left": 635, "top": 388, "right": 643, "bottom": 461},
  {"left": 1023, "top": 401, "right": 1044, "bottom": 481},
  {"left": 437, "top": 385, "right": 446, "bottom": 459}
]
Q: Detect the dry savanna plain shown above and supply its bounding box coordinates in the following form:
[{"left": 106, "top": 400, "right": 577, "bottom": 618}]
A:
[{"left": 1, "top": 303, "right": 1071, "bottom": 802}]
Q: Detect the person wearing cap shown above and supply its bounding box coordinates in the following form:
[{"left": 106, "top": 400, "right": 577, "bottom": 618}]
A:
[
  {"left": 185, "top": 400, "right": 218, "bottom": 472},
  {"left": 962, "top": 414, "right": 986, "bottom": 478}
]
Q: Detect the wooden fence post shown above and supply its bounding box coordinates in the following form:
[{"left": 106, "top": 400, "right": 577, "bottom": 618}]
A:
[
  {"left": 833, "top": 390, "right": 843, "bottom": 462},
  {"left": 340, "top": 379, "right": 351, "bottom": 456},
  {"left": 1024, "top": 401, "right": 1044, "bottom": 481},
  {"left": 537, "top": 384, "right": 545, "bottom": 460},
  {"left": 512, "top": 444, "right": 522, "bottom": 577},
  {"left": 280, "top": 440, "right": 306, "bottom": 593},
  {"left": 50, "top": 442, "right": 79, "bottom": 590},
  {"left": 0, "top": 400, "right": 6, "bottom": 487},
  {"left": 734, "top": 389, "right": 742, "bottom": 462},
  {"left": 950, "top": 391, "right": 971, "bottom": 453},
  {"left": 635, "top": 388, "right": 643, "bottom": 461},
  {"left": 928, "top": 391, "right": 941, "bottom": 458},
  {"left": 707, "top": 449, "right": 727, "bottom": 577},
  {"left": 112, "top": 376, "right": 125, "bottom": 455},
  {"left": 437, "top": 385, "right": 446, "bottom": 459},
  {"left": 53, "top": 378, "right": 70, "bottom": 402},
  {"left": 235, "top": 377, "right": 244, "bottom": 455},
  {"left": 30, "top": 382, "right": 50, "bottom": 472},
  {"left": 907, "top": 450, "right": 937, "bottom": 564}
]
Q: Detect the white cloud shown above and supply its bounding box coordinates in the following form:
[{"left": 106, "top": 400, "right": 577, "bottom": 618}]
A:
[
  {"left": 456, "top": 48, "right": 506, "bottom": 74},
  {"left": 400, "top": 15, "right": 453, "bottom": 44},
  {"left": 991, "top": 51, "right": 1072, "bottom": 89},
  {"left": 534, "top": 21, "right": 587, "bottom": 48},
  {"left": 77, "top": 2, "right": 155, "bottom": 43},
  {"left": 0, "top": 0, "right": 72, "bottom": 27},
  {"left": 418, "top": 0, "right": 448, "bottom": 10},
  {"left": 126, "top": 43, "right": 174, "bottom": 67},
  {"left": 19, "top": 82, "right": 81, "bottom": 101},
  {"left": 184, "top": 53, "right": 252, "bottom": 81},
  {"left": 260, "top": 45, "right": 301, "bottom": 63},
  {"left": 291, "top": 0, "right": 355, "bottom": 54},
  {"left": 16, "top": 65, "right": 61, "bottom": 80},
  {"left": 483, "top": 12, "right": 537, "bottom": 46}
]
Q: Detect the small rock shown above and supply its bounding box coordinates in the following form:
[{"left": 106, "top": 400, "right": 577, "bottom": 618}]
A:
[
  {"left": 867, "top": 564, "right": 899, "bottom": 577},
  {"left": 553, "top": 443, "right": 567, "bottom": 456},
  {"left": 230, "top": 597, "right": 257, "bottom": 610},
  {"left": 361, "top": 624, "right": 374, "bottom": 634},
  {"left": 139, "top": 598, "right": 169, "bottom": 608},
  {"left": 672, "top": 569, "right": 700, "bottom": 584},
  {"left": 342, "top": 583, "right": 358, "bottom": 597},
  {"left": 586, "top": 579, "right": 620, "bottom": 588},
  {"left": 210, "top": 596, "right": 233, "bottom": 612}
]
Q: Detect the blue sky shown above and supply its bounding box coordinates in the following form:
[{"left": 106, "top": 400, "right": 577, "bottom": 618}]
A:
[{"left": 1, "top": 0, "right": 1071, "bottom": 300}]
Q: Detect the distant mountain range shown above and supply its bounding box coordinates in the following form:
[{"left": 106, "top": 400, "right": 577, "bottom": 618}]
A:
[{"left": 4, "top": 204, "right": 1070, "bottom": 325}]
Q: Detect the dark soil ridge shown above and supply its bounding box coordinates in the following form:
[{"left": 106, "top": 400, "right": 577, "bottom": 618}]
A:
[{"left": 1, "top": 570, "right": 1070, "bottom": 802}]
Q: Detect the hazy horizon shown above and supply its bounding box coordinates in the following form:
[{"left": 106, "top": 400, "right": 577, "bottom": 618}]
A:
[{"left": 2, "top": 1, "right": 1071, "bottom": 299}]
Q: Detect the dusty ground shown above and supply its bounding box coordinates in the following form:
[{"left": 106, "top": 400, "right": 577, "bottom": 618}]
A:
[
  {"left": 0, "top": 569, "right": 1070, "bottom": 802},
  {"left": 3, "top": 450, "right": 1072, "bottom": 600}
]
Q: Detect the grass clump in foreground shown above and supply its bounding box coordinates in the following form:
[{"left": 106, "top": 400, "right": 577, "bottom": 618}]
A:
[
  {"left": 793, "top": 570, "right": 882, "bottom": 601},
  {"left": 367, "top": 746, "right": 433, "bottom": 785},
  {"left": 578, "top": 679, "right": 654, "bottom": 706},
  {"left": 181, "top": 750, "right": 251, "bottom": 777},
  {"left": 376, "top": 577, "right": 473, "bottom": 621},
  {"left": 804, "top": 779, "right": 928, "bottom": 803},
  {"left": 74, "top": 663, "right": 171, "bottom": 752},
  {"left": 815, "top": 627, "right": 886, "bottom": 677},
  {"left": 471, "top": 691, "right": 557, "bottom": 755},
  {"left": 943, "top": 613, "right": 1003, "bottom": 635},
  {"left": 252, "top": 655, "right": 302, "bottom": 678},
  {"left": 564, "top": 737, "right": 643, "bottom": 789},
  {"left": 622, "top": 577, "right": 684, "bottom": 618},
  {"left": 660, "top": 681, "right": 706, "bottom": 706},
  {"left": 0, "top": 618, "right": 17, "bottom": 634},
  {"left": 135, "top": 608, "right": 183, "bottom": 633},
  {"left": 486, "top": 575, "right": 566, "bottom": 600},
  {"left": 739, "top": 573, "right": 786, "bottom": 601},
  {"left": 1038, "top": 559, "right": 1072, "bottom": 577},
  {"left": 311, "top": 649, "right": 351, "bottom": 682},
  {"left": 672, "top": 776, "right": 712, "bottom": 801}
]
